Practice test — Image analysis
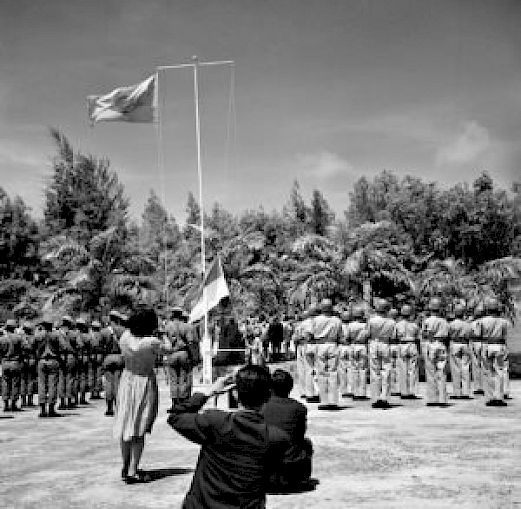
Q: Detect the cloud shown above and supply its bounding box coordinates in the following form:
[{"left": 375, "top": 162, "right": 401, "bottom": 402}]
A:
[
  {"left": 0, "top": 143, "right": 44, "bottom": 168},
  {"left": 436, "top": 121, "right": 490, "bottom": 165},
  {"left": 297, "top": 151, "right": 354, "bottom": 179}
]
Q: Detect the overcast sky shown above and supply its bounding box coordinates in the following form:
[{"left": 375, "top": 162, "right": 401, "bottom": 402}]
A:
[{"left": 1, "top": 0, "right": 520, "bottom": 223}]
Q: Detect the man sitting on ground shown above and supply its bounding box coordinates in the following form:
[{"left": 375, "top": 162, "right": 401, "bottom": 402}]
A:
[
  {"left": 167, "top": 365, "right": 291, "bottom": 509},
  {"left": 262, "top": 369, "right": 314, "bottom": 489}
]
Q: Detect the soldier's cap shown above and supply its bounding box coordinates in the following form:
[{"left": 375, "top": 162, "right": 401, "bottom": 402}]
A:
[
  {"left": 320, "top": 299, "right": 333, "bottom": 313},
  {"left": 170, "top": 306, "right": 184, "bottom": 314},
  {"left": 61, "top": 315, "right": 74, "bottom": 325},
  {"left": 22, "top": 321, "right": 34, "bottom": 331},
  {"left": 389, "top": 308, "right": 399, "bottom": 318},
  {"left": 340, "top": 311, "right": 351, "bottom": 322},
  {"left": 485, "top": 297, "right": 499, "bottom": 312},
  {"left": 91, "top": 320, "right": 101, "bottom": 329},
  {"left": 400, "top": 304, "right": 412, "bottom": 317},
  {"left": 76, "top": 317, "right": 87, "bottom": 326},
  {"left": 352, "top": 305, "right": 365, "bottom": 319},
  {"left": 6, "top": 319, "right": 17, "bottom": 328},
  {"left": 40, "top": 317, "right": 54, "bottom": 326},
  {"left": 307, "top": 305, "right": 319, "bottom": 317}
]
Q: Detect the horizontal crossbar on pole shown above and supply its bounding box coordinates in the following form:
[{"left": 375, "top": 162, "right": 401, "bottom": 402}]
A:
[{"left": 157, "top": 60, "right": 234, "bottom": 71}]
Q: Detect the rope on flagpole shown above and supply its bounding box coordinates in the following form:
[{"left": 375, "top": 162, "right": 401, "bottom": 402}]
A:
[{"left": 155, "top": 69, "right": 169, "bottom": 309}]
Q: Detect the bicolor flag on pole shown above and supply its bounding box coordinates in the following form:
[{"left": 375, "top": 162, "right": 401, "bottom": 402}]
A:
[
  {"left": 87, "top": 74, "right": 157, "bottom": 124},
  {"left": 189, "top": 256, "right": 230, "bottom": 323}
]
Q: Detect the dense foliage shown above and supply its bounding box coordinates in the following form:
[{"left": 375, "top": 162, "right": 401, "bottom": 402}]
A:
[{"left": 1, "top": 130, "right": 520, "bottom": 321}]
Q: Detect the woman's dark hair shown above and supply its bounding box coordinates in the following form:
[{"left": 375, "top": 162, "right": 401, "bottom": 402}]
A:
[
  {"left": 236, "top": 365, "right": 271, "bottom": 409},
  {"left": 271, "top": 369, "right": 293, "bottom": 397},
  {"left": 128, "top": 306, "right": 158, "bottom": 337}
]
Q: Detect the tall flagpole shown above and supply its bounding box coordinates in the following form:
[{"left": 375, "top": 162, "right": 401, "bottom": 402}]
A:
[{"left": 157, "top": 57, "right": 234, "bottom": 386}]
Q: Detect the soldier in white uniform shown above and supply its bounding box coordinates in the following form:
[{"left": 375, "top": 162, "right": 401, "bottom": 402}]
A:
[
  {"left": 368, "top": 299, "right": 396, "bottom": 409},
  {"left": 301, "top": 306, "right": 320, "bottom": 403},
  {"left": 306, "top": 299, "right": 342, "bottom": 410},
  {"left": 347, "top": 305, "right": 369, "bottom": 400},
  {"left": 396, "top": 305, "right": 420, "bottom": 399},
  {"left": 388, "top": 308, "right": 401, "bottom": 396},
  {"left": 448, "top": 304, "right": 473, "bottom": 399},
  {"left": 480, "top": 298, "right": 509, "bottom": 407},
  {"left": 338, "top": 311, "right": 352, "bottom": 398},
  {"left": 470, "top": 303, "right": 485, "bottom": 396},
  {"left": 422, "top": 298, "right": 449, "bottom": 406}
]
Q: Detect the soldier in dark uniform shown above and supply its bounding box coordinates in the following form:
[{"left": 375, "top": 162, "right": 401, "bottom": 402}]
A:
[
  {"left": 102, "top": 310, "right": 127, "bottom": 416},
  {"left": 20, "top": 321, "right": 38, "bottom": 407},
  {"left": 76, "top": 318, "right": 91, "bottom": 405},
  {"left": 164, "top": 307, "right": 194, "bottom": 414},
  {"left": 57, "top": 316, "right": 74, "bottom": 410},
  {"left": 36, "top": 318, "right": 63, "bottom": 417},
  {"left": 89, "top": 320, "right": 104, "bottom": 399},
  {"left": 1, "top": 319, "right": 24, "bottom": 412}
]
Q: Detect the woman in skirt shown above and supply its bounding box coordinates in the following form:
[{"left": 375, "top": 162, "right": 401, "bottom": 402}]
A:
[{"left": 113, "top": 306, "right": 162, "bottom": 484}]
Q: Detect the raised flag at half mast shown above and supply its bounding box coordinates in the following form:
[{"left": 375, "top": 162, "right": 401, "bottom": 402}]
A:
[
  {"left": 189, "top": 257, "right": 230, "bottom": 323},
  {"left": 87, "top": 74, "right": 157, "bottom": 124}
]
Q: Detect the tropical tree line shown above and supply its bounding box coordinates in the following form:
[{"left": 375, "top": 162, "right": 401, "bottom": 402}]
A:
[{"left": 1, "top": 130, "right": 521, "bottom": 322}]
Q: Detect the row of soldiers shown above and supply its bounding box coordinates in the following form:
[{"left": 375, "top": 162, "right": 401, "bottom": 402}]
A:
[
  {"left": 0, "top": 311, "right": 128, "bottom": 417},
  {"left": 293, "top": 296, "right": 510, "bottom": 409}
]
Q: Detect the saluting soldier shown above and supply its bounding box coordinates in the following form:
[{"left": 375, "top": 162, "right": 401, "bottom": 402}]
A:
[
  {"left": 89, "top": 320, "right": 104, "bottom": 399},
  {"left": 20, "top": 321, "right": 37, "bottom": 407},
  {"left": 347, "top": 305, "right": 370, "bottom": 400},
  {"left": 481, "top": 298, "right": 509, "bottom": 406},
  {"left": 388, "top": 308, "right": 401, "bottom": 396},
  {"left": 469, "top": 303, "right": 485, "bottom": 396},
  {"left": 36, "top": 318, "right": 62, "bottom": 417},
  {"left": 422, "top": 298, "right": 449, "bottom": 406},
  {"left": 1, "top": 319, "right": 24, "bottom": 412},
  {"left": 307, "top": 299, "right": 342, "bottom": 410},
  {"left": 367, "top": 299, "right": 396, "bottom": 409},
  {"left": 102, "top": 311, "right": 127, "bottom": 416},
  {"left": 396, "top": 305, "right": 420, "bottom": 399},
  {"left": 164, "top": 307, "right": 194, "bottom": 413},
  {"left": 448, "top": 304, "right": 473, "bottom": 399},
  {"left": 76, "top": 318, "right": 91, "bottom": 405}
]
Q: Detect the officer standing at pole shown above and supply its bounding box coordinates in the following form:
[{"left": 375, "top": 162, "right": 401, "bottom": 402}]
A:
[
  {"left": 36, "top": 318, "right": 62, "bottom": 417},
  {"left": 481, "top": 298, "right": 509, "bottom": 407},
  {"left": 347, "top": 304, "right": 370, "bottom": 400},
  {"left": 422, "top": 298, "right": 449, "bottom": 406},
  {"left": 368, "top": 299, "right": 396, "bottom": 409},
  {"left": 448, "top": 304, "right": 473, "bottom": 399},
  {"left": 395, "top": 305, "right": 420, "bottom": 399},
  {"left": 1, "top": 319, "right": 24, "bottom": 412}
]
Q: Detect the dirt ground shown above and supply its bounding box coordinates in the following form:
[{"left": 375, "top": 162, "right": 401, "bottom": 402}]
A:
[{"left": 1, "top": 375, "right": 520, "bottom": 509}]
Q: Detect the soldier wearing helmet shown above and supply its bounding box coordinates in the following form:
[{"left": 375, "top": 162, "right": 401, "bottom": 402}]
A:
[
  {"left": 306, "top": 299, "right": 343, "bottom": 409},
  {"left": 20, "top": 321, "right": 37, "bottom": 408},
  {"left": 396, "top": 305, "right": 420, "bottom": 399},
  {"left": 346, "top": 304, "right": 370, "bottom": 400},
  {"left": 0, "top": 319, "right": 23, "bottom": 412},
  {"left": 75, "top": 317, "right": 91, "bottom": 405},
  {"left": 89, "top": 319, "right": 104, "bottom": 400},
  {"left": 35, "top": 318, "right": 63, "bottom": 417},
  {"left": 57, "top": 315, "right": 77, "bottom": 410},
  {"left": 422, "top": 297, "right": 449, "bottom": 406},
  {"left": 448, "top": 304, "right": 473, "bottom": 399},
  {"left": 102, "top": 311, "right": 127, "bottom": 416},
  {"left": 367, "top": 298, "right": 396, "bottom": 409},
  {"left": 469, "top": 302, "right": 486, "bottom": 395},
  {"left": 480, "top": 297, "right": 509, "bottom": 406}
]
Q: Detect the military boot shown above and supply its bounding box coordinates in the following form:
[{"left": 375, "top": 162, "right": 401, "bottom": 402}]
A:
[
  {"left": 11, "top": 400, "right": 21, "bottom": 412},
  {"left": 48, "top": 404, "right": 62, "bottom": 417},
  {"left": 21, "top": 395, "right": 27, "bottom": 407},
  {"left": 3, "top": 400, "right": 10, "bottom": 412},
  {"left": 58, "top": 398, "right": 67, "bottom": 410},
  {"left": 166, "top": 398, "right": 178, "bottom": 414},
  {"left": 38, "top": 404, "right": 48, "bottom": 418},
  {"left": 105, "top": 400, "right": 114, "bottom": 416},
  {"left": 27, "top": 395, "right": 35, "bottom": 407}
]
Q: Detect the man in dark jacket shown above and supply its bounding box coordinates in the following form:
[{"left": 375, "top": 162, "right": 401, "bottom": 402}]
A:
[
  {"left": 167, "top": 365, "right": 290, "bottom": 509},
  {"left": 262, "top": 369, "right": 313, "bottom": 488}
]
